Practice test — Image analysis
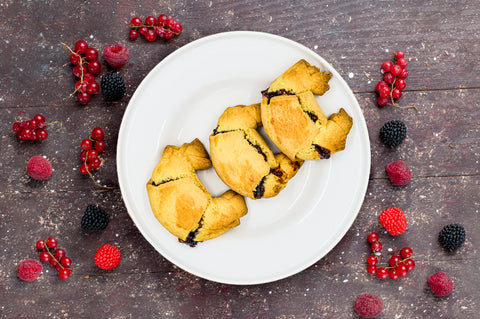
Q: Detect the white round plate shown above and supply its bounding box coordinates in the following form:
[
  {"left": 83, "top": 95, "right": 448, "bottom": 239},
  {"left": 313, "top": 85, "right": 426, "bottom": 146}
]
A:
[{"left": 117, "top": 31, "right": 370, "bottom": 285}]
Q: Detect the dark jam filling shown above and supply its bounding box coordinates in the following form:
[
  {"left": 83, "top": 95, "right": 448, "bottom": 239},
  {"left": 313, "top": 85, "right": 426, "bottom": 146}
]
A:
[
  {"left": 151, "top": 178, "right": 174, "bottom": 186},
  {"left": 253, "top": 176, "right": 266, "bottom": 199},
  {"left": 179, "top": 231, "right": 198, "bottom": 247},
  {"left": 305, "top": 111, "right": 318, "bottom": 122},
  {"left": 212, "top": 126, "right": 219, "bottom": 135},
  {"left": 247, "top": 139, "right": 267, "bottom": 161},
  {"left": 314, "top": 144, "right": 331, "bottom": 159},
  {"left": 261, "top": 88, "right": 293, "bottom": 103},
  {"left": 271, "top": 167, "right": 283, "bottom": 177}
]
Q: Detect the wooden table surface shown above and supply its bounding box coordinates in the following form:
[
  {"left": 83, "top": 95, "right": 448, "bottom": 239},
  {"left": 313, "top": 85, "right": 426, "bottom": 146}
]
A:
[{"left": 1, "top": 1, "right": 479, "bottom": 318}]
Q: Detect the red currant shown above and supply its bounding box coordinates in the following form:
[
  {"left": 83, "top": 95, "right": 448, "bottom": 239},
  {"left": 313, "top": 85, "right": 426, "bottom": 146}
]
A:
[
  {"left": 36, "top": 239, "right": 46, "bottom": 250},
  {"left": 33, "top": 114, "right": 45, "bottom": 123},
  {"left": 167, "top": 18, "right": 182, "bottom": 34},
  {"left": 157, "top": 14, "right": 169, "bottom": 27},
  {"left": 398, "top": 68, "right": 409, "bottom": 79},
  {"left": 12, "top": 122, "right": 21, "bottom": 133},
  {"left": 400, "top": 247, "right": 413, "bottom": 259},
  {"left": 395, "top": 78, "right": 406, "bottom": 90},
  {"left": 49, "top": 257, "right": 59, "bottom": 267},
  {"left": 367, "top": 265, "right": 377, "bottom": 274},
  {"left": 75, "top": 80, "right": 88, "bottom": 93},
  {"left": 129, "top": 29, "right": 139, "bottom": 40},
  {"left": 392, "top": 88, "right": 402, "bottom": 99},
  {"left": 164, "top": 30, "right": 174, "bottom": 40},
  {"left": 81, "top": 138, "right": 93, "bottom": 151},
  {"left": 74, "top": 40, "right": 88, "bottom": 54},
  {"left": 58, "top": 268, "right": 72, "bottom": 280},
  {"left": 89, "top": 157, "right": 102, "bottom": 169},
  {"left": 396, "top": 263, "right": 408, "bottom": 277},
  {"left": 145, "top": 15, "right": 156, "bottom": 26},
  {"left": 145, "top": 29, "right": 157, "bottom": 42},
  {"left": 378, "top": 85, "right": 390, "bottom": 98},
  {"left": 381, "top": 61, "right": 393, "bottom": 73},
  {"left": 94, "top": 140, "right": 106, "bottom": 152},
  {"left": 87, "top": 149, "right": 99, "bottom": 160},
  {"left": 394, "top": 50, "right": 405, "bottom": 60},
  {"left": 376, "top": 267, "right": 388, "bottom": 279},
  {"left": 87, "top": 60, "right": 101, "bottom": 74},
  {"left": 383, "top": 72, "right": 395, "bottom": 84},
  {"left": 70, "top": 53, "right": 81, "bottom": 65},
  {"left": 367, "top": 255, "right": 377, "bottom": 266},
  {"left": 403, "top": 258, "right": 415, "bottom": 271},
  {"left": 138, "top": 26, "right": 148, "bottom": 35},
  {"left": 39, "top": 251, "right": 50, "bottom": 262},
  {"left": 389, "top": 255, "right": 402, "bottom": 267},
  {"left": 60, "top": 256, "right": 72, "bottom": 268},
  {"left": 91, "top": 127, "right": 104, "bottom": 141},
  {"left": 86, "top": 81, "right": 99, "bottom": 95},
  {"left": 377, "top": 96, "right": 389, "bottom": 107},
  {"left": 73, "top": 65, "right": 86, "bottom": 78},
  {"left": 54, "top": 248, "right": 66, "bottom": 261},
  {"left": 367, "top": 232, "right": 379, "bottom": 243},
  {"left": 397, "top": 57, "right": 408, "bottom": 69},
  {"left": 46, "top": 237, "right": 57, "bottom": 249},
  {"left": 156, "top": 27, "right": 166, "bottom": 38},
  {"left": 375, "top": 81, "right": 388, "bottom": 93},
  {"left": 131, "top": 17, "right": 142, "bottom": 26},
  {"left": 83, "top": 72, "right": 95, "bottom": 83},
  {"left": 77, "top": 92, "right": 91, "bottom": 104},
  {"left": 80, "top": 150, "right": 88, "bottom": 162},
  {"left": 388, "top": 268, "right": 399, "bottom": 280},
  {"left": 371, "top": 241, "right": 382, "bottom": 253},
  {"left": 79, "top": 163, "right": 91, "bottom": 175},
  {"left": 85, "top": 48, "right": 99, "bottom": 61},
  {"left": 37, "top": 129, "right": 48, "bottom": 140}
]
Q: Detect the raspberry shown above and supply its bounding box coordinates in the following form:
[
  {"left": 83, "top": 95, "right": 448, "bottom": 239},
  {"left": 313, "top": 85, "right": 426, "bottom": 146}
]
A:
[
  {"left": 103, "top": 44, "right": 129, "bottom": 68},
  {"left": 379, "top": 207, "right": 407, "bottom": 235},
  {"left": 27, "top": 156, "right": 53, "bottom": 180},
  {"left": 438, "top": 224, "right": 466, "bottom": 252},
  {"left": 428, "top": 271, "right": 454, "bottom": 297},
  {"left": 386, "top": 160, "right": 412, "bottom": 186},
  {"left": 354, "top": 293, "right": 383, "bottom": 318},
  {"left": 81, "top": 204, "right": 109, "bottom": 230},
  {"left": 17, "top": 259, "right": 43, "bottom": 281},
  {"left": 379, "top": 120, "right": 407, "bottom": 148},
  {"left": 94, "top": 244, "right": 121, "bottom": 270},
  {"left": 101, "top": 72, "right": 126, "bottom": 101}
]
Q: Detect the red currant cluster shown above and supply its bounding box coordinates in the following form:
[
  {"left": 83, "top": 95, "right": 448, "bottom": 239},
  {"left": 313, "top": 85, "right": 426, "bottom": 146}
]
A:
[
  {"left": 376, "top": 50, "right": 409, "bottom": 107},
  {"left": 128, "top": 15, "right": 182, "bottom": 41},
  {"left": 79, "top": 127, "right": 105, "bottom": 175},
  {"left": 366, "top": 232, "right": 416, "bottom": 280},
  {"left": 62, "top": 40, "right": 101, "bottom": 104},
  {"left": 36, "top": 237, "right": 73, "bottom": 280},
  {"left": 12, "top": 114, "right": 48, "bottom": 141}
]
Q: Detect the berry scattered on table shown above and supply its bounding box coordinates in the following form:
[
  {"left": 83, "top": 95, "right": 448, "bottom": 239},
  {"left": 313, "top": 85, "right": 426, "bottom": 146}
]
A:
[
  {"left": 79, "top": 127, "right": 106, "bottom": 176},
  {"left": 94, "top": 244, "right": 121, "bottom": 270},
  {"left": 128, "top": 15, "right": 182, "bottom": 41},
  {"left": 36, "top": 237, "right": 73, "bottom": 280},
  {"left": 12, "top": 114, "right": 49, "bottom": 141},
  {"left": 103, "top": 44, "right": 129, "bottom": 68},
  {"left": 62, "top": 40, "right": 101, "bottom": 104},
  {"left": 386, "top": 160, "right": 412, "bottom": 186},
  {"left": 81, "top": 204, "right": 110, "bottom": 230},
  {"left": 101, "top": 72, "right": 125, "bottom": 101},
  {"left": 26, "top": 156, "right": 53, "bottom": 180},
  {"left": 379, "top": 120, "right": 407, "bottom": 148},
  {"left": 376, "top": 50, "right": 415, "bottom": 109},
  {"left": 428, "top": 271, "right": 454, "bottom": 297},
  {"left": 438, "top": 224, "right": 466, "bottom": 252},
  {"left": 17, "top": 259, "right": 43, "bottom": 281},
  {"left": 354, "top": 293, "right": 383, "bottom": 318},
  {"left": 379, "top": 207, "right": 407, "bottom": 235}
]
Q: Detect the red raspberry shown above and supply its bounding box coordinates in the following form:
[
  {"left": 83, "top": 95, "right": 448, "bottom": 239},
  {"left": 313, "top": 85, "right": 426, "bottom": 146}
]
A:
[
  {"left": 27, "top": 156, "right": 53, "bottom": 180},
  {"left": 354, "top": 293, "right": 383, "bottom": 318},
  {"left": 386, "top": 160, "right": 412, "bottom": 186},
  {"left": 379, "top": 207, "right": 407, "bottom": 235},
  {"left": 103, "top": 44, "right": 129, "bottom": 68},
  {"left": 94, "top": 244, "right": 121, "bottom": 270},
  {"left": 17, "top": 259, "right": 43, "bottom": 281},
  {"left": 428, "top": 271, "right": 454, "bottom": 297}
]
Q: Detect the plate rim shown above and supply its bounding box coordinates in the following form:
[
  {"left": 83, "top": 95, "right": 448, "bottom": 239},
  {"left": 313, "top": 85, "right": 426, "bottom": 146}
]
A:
[{"left": 117, "top": 30, "right": 371, "bottom": 285}]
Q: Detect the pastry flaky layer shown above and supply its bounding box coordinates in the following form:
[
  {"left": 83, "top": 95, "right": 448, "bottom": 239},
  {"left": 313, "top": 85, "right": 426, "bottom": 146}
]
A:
[
  {"left": 146, "top": 138, "right": 247, "bottom": 245},
  {"left": 261, "top": 59, "right": 353, "bottom": 161},
  {"left": 210, "top": 103, "right": 303, "bottom": 200}
]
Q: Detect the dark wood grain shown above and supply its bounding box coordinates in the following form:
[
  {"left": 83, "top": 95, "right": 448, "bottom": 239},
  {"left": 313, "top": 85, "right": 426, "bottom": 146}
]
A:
[{"left": 1, "top": 0, "right": 479, "bottom": 318}]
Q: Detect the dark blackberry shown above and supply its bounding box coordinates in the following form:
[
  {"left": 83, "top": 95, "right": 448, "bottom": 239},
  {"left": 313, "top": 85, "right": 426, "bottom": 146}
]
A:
[
  {"left": 379, "top": 120, "right": 407, "bottom": 147},
  {"left": 101, "top": 72, "right": 125, "bottom": 101},
  {"left": 81, "top": 204, "right": 109, "bottom": 230},
  {"left": 438, "top": 224, "right": 466, "bottom": 252}
]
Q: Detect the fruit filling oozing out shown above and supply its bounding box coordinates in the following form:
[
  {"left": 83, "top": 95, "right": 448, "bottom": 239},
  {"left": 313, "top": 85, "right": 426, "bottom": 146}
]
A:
[
  {"left": 261, "top": 88, "right": 294, "bottom": 102},
  {"left": 314, "top": 144, "right": 331, "bottom": 159}
]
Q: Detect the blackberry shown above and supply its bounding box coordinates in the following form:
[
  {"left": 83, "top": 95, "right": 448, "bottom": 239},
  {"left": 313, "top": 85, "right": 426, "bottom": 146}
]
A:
[
  {"left": 81, "top": 204, "right": 109, "bottom": 230},
  {"left": 379, "top": 120, "right": 407, "bottom": 147},
  {"left": 101, "top": 72, "right": 125, "bottom": 101},
  {"left": 438, "top": 224, "right": 466, "bottom": 252}
]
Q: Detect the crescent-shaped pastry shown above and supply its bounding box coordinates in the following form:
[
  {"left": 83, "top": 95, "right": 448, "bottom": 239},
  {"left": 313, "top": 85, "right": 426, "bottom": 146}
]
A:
[
  {"left": 209, "top": 103, "right": 303, "bottom": 200},
  {"left": 146, "top": 138, "right": 247, "bottom": 246},
  {"left": 261, "top": 59, "right": 353, "bottom": 161}
]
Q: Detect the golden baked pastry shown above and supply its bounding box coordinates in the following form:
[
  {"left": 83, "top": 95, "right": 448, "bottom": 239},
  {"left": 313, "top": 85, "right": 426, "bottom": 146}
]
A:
[
  {"left": 209, "top": 103, "right": 303, "bottom": 200},
  {"left": 261, "top": 59, "right": 353, "bottom": 161},
  {"left": 146, "top": 139, "right": 247, "bottom": 246}
]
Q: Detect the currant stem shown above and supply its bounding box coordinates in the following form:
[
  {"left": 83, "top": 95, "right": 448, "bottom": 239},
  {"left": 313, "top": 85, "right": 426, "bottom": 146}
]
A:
[{"left": 83, "top": 155, "right": 116, "bottom": 190}]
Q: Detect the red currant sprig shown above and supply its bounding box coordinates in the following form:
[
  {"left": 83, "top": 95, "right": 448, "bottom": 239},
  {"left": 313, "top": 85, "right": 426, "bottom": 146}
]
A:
[
  {"left": 79, "top": 127, "right": 115, "bottom": 189},
  {"left": 12, "top": 113, "right": 50, "bottom": 141},
  {"left": 36, "top": 237, "right": 73, "bottom": 280},
  {"left": 62, "top": 41, "right": 101, "bottom": 104},
  {"left": 375, "top": 50, "right": 417, "bottom": 110},
  {"left": 366, "top": 232, "right": 417, "bottom": 280},
  {"left": 128, "top": 15, "right": 182, "bottom": 42}
]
